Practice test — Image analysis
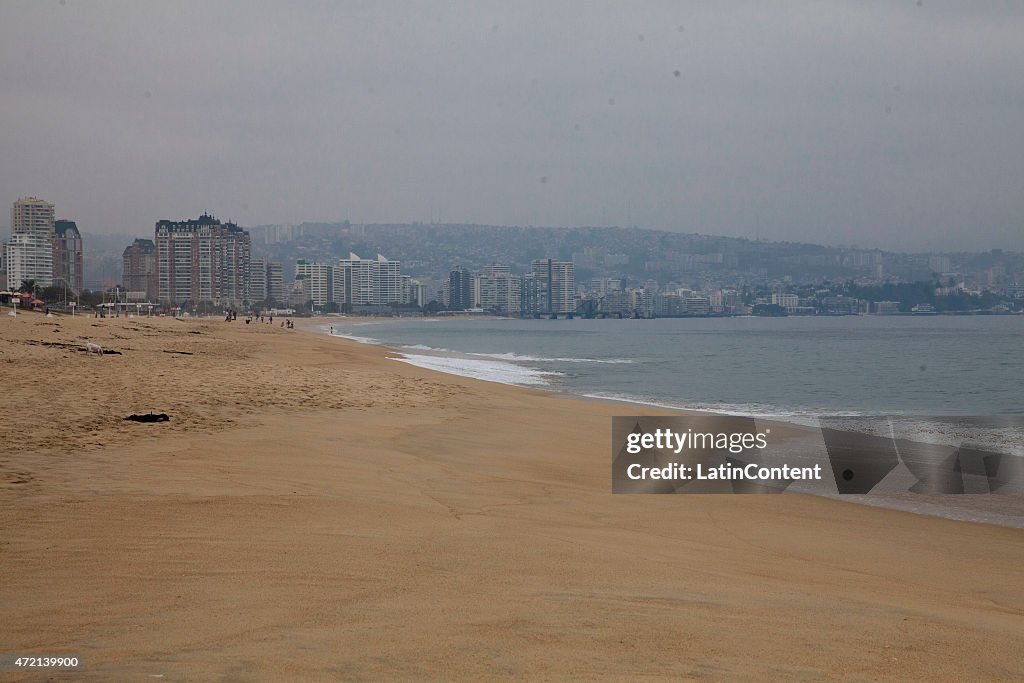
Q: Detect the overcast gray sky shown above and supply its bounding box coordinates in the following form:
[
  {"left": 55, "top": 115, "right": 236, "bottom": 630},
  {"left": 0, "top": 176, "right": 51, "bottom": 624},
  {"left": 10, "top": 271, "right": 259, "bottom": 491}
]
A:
[{"left": 2, "top": 1, "right": 1022, "bottom": 251}]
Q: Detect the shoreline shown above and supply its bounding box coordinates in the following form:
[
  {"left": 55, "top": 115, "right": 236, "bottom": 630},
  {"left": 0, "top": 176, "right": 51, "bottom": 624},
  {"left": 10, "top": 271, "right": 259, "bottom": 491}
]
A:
[
  {"left": 2, "top": 311, "right": 1023, "bottom": 679},
  {"left": 314, "top": 313, "right": 1024, "bottom": 416},
  {"left": 311, "top": 318, "right": 1024, "bottom": 529}
]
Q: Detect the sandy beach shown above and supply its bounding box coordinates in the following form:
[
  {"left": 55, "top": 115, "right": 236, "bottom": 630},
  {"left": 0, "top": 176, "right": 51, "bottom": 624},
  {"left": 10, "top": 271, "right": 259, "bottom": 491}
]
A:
[{"left": 1, "top": 312, "right": 1023, "bottom": 680}]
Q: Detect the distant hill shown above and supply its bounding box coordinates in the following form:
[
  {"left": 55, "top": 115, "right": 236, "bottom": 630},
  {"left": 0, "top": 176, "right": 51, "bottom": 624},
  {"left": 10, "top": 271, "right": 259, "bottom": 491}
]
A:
[
  {"left": 247, "top": 222, "right": 1021, "bottom": 287},
  {"left": 29, "top": 223, "right": 1023, "bottom": 293}
]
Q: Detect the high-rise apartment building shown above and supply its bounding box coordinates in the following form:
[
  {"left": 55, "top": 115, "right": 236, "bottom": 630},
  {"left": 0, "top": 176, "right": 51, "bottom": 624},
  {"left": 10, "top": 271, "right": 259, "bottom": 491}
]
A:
[
  {"left": 476, "top": 264, "right": 521, "bottom": 315},
  {"left": 401, "top": 276, "right": 426, "bottom": 307},
  {"left": 294, "top": 260, "right": 342, "bottom": 308},
  {"left": 52, "top": 220, "right": 84, "bottom": 295},
  {"left": 247, "top": 257, "right": 286, "bottom": 304},
  {"left": 531, "top": 258, "right": 575, "bottom": 315},
  {"left": 5, "top": 197, "right": 56, "bottom": 290},
  {"left": 267, "top": 261, "right": 285, "bottom": 303},
  {"left": 375, "top": 255, "right": 402, "bottom": 304},
  {"left": 12, "top": 197, "right": 55, "bottom": 238},
  {"left": 520, "top": 272, "right": 548, "bottom": 317},
  {"left": 336, "top": 253, "right": 403, "bottom": 309},
  {"left": 5, "top": 235, "right": 52, "bottom": 290},
  {"left": 249, "top": 257, "right": 268, "bottom": 302},
  {"left": 123, "top": 238, "right": 158, "bottom": 301},
  {"left": 448, "top": 266, "right": 473, "bottom": 311},
  {"left": 591, "top": 278, "right": 625, "bottom": 296},
  {"left": 155, "top": 213, "right": 251, "bottom": 307}
]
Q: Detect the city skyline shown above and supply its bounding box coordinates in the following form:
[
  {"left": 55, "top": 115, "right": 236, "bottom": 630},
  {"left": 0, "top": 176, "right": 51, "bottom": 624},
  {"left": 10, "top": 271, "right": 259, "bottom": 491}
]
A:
[
  {"left": 3, "top": 2, "right": 1024, "bottom": 251},
  {"left": 1, "top": 199, "right": 1019, "bottom": 317},
  {"left": 4, "top": 198, "right": 1021, "bottom": 299}
]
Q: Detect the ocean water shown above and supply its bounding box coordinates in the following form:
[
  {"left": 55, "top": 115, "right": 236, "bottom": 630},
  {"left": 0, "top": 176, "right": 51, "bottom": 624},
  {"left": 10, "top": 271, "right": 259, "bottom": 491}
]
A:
[
  {"left": 323, "top": 315, "right": 1024, "bottom": 526},
  {"left": 326, "top": 315, "right": 1024, "bottom": 417}
]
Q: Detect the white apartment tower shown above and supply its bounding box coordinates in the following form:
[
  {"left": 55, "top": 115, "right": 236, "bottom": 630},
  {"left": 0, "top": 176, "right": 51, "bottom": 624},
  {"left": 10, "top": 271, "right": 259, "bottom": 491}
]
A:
[
  {"left": 476, "top": 263, "right": 521, "bottom": 315},
  {"left": 5, "top": 197, "right": 56, "bottom": 290},
  {"left": 337, "top": 253, "right": 403, "bottom": 308},
  {"left": 294, "top": 260, "right": 339, "bottom": 308},
  {"left": 531, "top": 258, "right": 575, "bottom": 315},
  {"left": 12, "top": 197, "right": 55, "bottom": 238}
]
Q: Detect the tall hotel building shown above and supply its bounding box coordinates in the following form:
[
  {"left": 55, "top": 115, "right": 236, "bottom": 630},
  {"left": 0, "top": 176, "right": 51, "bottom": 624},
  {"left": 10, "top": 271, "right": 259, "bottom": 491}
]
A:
[
  {"left": 248, "top": 257, "right": 268, "bottom": 302},
  {"left": 294, "top": 260, "right": 343, "bottom": 308},
  {"left": 247, "top": 257, "right": 286, "bottom": 304},
  {"left": 267, "top": 261, "right": 285, "bottom": 302},
  {"left": 476, "top": 264, "right": 521, "bottom": 315},
  {"left": 5, "top": 197, "right": 56, "bottom": 290},
  {"left": 155, "top": 213, "right": 251, "bottom": 307},
  {"left": 531, "top": 258, "right": 575, "bottom": 315},
  {"left": 123, "top": 238, "right": 158, "bottom": 301},
  {"left": 337, "top": 253, "right": 403, "bottom": 309},
  {"left": 447, "top": 266, "right": 473, "bottom": 311},
  {"left": 52, "top": 220, "right": 84, "bottom": 295}
]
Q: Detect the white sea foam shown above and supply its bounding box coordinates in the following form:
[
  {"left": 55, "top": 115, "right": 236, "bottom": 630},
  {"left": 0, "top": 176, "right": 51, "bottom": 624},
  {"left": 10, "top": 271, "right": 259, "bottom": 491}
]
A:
[
  {"left": 579, "top": 392, "right": 862, "bottom": 426},
  {"left": 331, "top": 333, "right": 381, "bottom": 345},
  {"left": 582, "top": 393, "right": 1024, "bottom": 455},
  {"left": 391, "top": 346, "right": 632, "bottom": 364},
  {"left": 466, "top": 351, "right": 633, "bottom": 364},
  {"left": 401, "top": 343, "right": 454, "bottom": 352},
  {"left": 390, "top": 353, "right": 563, "bottom": 386}
]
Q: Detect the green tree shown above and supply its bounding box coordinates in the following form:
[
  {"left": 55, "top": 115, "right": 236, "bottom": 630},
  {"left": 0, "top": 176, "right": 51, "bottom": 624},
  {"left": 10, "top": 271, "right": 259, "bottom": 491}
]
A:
[{"left": 39, "top": 286, "right": 64, "bottom": 303}]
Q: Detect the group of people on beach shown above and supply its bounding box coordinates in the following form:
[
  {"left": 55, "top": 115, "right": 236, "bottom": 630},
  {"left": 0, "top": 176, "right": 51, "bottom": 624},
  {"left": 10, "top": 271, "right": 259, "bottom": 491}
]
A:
[{"left": 242, "top": 314, "right": 293, "bottom": 328}]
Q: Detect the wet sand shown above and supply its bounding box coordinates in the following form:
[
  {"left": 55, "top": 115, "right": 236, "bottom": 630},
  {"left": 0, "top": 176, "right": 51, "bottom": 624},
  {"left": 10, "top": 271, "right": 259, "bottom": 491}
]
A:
[{"left": 1, "top": 312, "right": 1022, "bottom": 680}]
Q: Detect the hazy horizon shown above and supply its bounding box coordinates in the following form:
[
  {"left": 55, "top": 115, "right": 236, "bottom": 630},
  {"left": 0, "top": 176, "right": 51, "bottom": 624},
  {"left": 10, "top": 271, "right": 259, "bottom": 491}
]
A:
[
  {"left": 11, "top": 220, "right": 1010, "bottom": 257},
  {"left": 3, "top": 1, "right": 1023, "bottom": 251}
]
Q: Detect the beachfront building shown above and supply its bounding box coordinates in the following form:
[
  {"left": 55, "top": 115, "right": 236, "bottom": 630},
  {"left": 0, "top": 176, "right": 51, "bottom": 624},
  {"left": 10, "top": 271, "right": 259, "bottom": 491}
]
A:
[
  {"left": 598, "top": 289, "right": 630, "bottom": 317},
  {"left": 52, "top": 220, "right": 84, "bottom": 296},
  {"left": 771, "top": 293, "right": 800, "bottom": 314},
  {"left": 123, "top": 238, "right": 158, "bottom": 301},
  {"left": 336, "top": 253, "right": 404, "bottom": 311},
  {"left": 5, "top": 234, "right": 53, "bottom": 291},
  {"left": 448, "top": 266, "right": 473, "bottom": 311},
  {"left": 631, "top": 288, "right": 655, "bottom": 318},
  {"left": 821, "top": 295, "right": 860, "bottom": 315},
  {"left": 654, "top": 292, "right": 684, "bottom": 317},
  {"left": 476, "top": 264, "right": 521, "bottom": 315},
  {"left": 155, "top": 212, "right": 251, "bottom": 308},
  {"left": 401, "top": 276, "right": 426, "bottom": 307},
  {"left": 12, "top": 197, "right": 55, "bottom": 239},
  {"left": 591, "top": 277, "right": 625, "bottom": 296},
  {"left": 873, "top": 300, "right": 900, "bottom": 314},
  {"left": 520, "top": 272, "right": 548, "bottom": 317},
  {"left": 685, "top": 296, "right": 711, "bottom": 315},
  {"left": 5, "top": 197, "right": 57, "bottom": 290},
  {"left": 376, "top": 256, "right": 402, "bottom": 304},
  {"left": 294, "top": 260, "right": 343, "bottom": 309},
  {"left": 249, "top": 257, "right": 268, "bottom": 303},
  {"left": 530, "top": 258, "right": 575, "bottom": 316},
  {"left": 266, "top": 260, "right": 286, "bottom": 303}
]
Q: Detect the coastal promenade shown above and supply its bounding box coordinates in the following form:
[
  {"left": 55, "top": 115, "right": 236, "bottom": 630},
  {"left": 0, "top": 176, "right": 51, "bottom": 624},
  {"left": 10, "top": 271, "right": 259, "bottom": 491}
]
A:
[{"left": 1, "top": 312, "right": 1022, "bottom": 679}]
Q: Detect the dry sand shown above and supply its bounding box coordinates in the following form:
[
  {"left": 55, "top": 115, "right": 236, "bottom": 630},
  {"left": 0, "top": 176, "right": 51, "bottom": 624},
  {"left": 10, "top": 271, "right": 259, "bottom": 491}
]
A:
[{"left": 1, "top": 312, "right": 1022, "bottom": 680}]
